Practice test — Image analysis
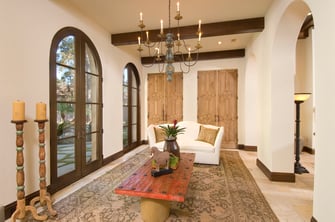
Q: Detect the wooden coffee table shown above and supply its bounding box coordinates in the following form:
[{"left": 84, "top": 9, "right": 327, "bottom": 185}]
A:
[{"left": 114, "top": 152, "right": 195, "bottom": 222}]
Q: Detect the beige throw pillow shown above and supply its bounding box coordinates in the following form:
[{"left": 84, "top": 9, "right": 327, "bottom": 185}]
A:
[
  {"left": 197, "top": 125, "right": 219, "bottom": 145},
  {"left": 154, "top": 127, "right": 165, "bottom": 142}
]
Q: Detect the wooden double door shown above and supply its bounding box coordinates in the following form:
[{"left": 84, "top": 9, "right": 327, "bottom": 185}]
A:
[
  {"left": 198, "top": 69, "right": 238, "bottom": 148},
  {"left": 147, "top": 73, "right": 183, "bottom": 125}
]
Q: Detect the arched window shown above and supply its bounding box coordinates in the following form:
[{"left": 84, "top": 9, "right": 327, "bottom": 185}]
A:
[
  {"left": 49, "top": 27, "right": 103, "bottom": 192},
  {"left": 123, "top": 63, "right": 141, "bottom": 151}
]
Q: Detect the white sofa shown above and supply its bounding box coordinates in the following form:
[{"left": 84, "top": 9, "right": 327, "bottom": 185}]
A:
[{"left": 147, "top": 121, "right": 224, "bottom": 165}]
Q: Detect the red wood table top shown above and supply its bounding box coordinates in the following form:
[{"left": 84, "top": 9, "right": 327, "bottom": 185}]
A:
[{"left": 114, "top": 153, "right": 195, "bottom": 202}]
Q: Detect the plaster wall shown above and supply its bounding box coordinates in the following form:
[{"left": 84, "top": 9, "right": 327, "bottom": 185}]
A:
[
  {"left": 296, "top": 31, "right": 314, "bottom": 149},
  {"left": 0, "top": 0, "right": 142, "bottom": 204},
  {"left": 142, "top": 58, "right": 253, "bottom": 146},
  {"left": 248, "top": 0, "right": 309, "bottom": 172},
  {"left": 303, "top": 0, "right": 335, "bottom": 220}
]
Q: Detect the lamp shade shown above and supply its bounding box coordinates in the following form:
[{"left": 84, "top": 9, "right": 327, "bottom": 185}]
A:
[{"left": 294, "top": 93, "right": 311, "bottom": 102}]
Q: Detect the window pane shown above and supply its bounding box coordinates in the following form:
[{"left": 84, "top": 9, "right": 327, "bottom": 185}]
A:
[
  {"left": 86, "top": 104, "right": 97, "bottom": 133},
  {"left": 123, "top": 126, "right": 128, "bottom": 146},
  {"left": 132, "top": 88, "right": 137, "bottom": 105},
  {"left": 86, "top": 132, "right": 97, "bottom": 163},
  {"left": 57, "top": 65, "right": 76, "bottom": 102},
  {"left": 132, "top": 124, "right": 137, "bottom": 143},
  {"left": 123, "top": 86, "right": 128, "bottom": 105},
  {"left": 86, "top": 74, "right": 98, "bottom": 103},
  {"left": 57, "top": 103, "right": 75, "bottom": 139},
  {"left": 85, "top": 44, "right": 98, "bottom": 74},
  {"left": 123, "top": 106, "right": 128, "bottom": 125},
  {"left": 57, "top": 137, "right": 75, "bottom": 177},
  {"left": 131, "top": 70, "right": 137, "bottom": 88},
  {"left": 56, "top": 35, "right": 75, "bottom": 68},
  {"left": 123, "top": 68, "right": 128, "bottom": 85},
  {"left": 132, "top": 107, "right": 137, "bottom": 124}
]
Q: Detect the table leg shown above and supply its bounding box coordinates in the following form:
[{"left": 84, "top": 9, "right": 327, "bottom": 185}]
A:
[{"left": 140, "top": 198, "right": 170, "bottom": 222}]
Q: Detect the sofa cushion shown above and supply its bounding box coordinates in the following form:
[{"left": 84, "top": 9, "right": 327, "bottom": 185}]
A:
[
  {"left": 196, "top": 125, "right": 219, "bottom": 145},
  {"left": 154, "top": 127, "right": 165, "bottom": 143}
]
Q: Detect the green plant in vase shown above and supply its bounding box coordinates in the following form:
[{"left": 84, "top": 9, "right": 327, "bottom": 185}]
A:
[{"left": 159, "top": 120, "right": 186, "bottom": 140}]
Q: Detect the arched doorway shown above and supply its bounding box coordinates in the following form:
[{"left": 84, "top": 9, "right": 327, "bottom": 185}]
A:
[{"left": 49, "top": 27, "right": 103, "bottom": 192}]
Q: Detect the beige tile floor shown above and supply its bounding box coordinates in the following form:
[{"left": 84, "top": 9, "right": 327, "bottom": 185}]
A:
[
  {"left": 50, "top": 146, "right": 314, "bottom": 222},
  {"left": 237, "top": 149, "right": 314, "bottom": 222}
]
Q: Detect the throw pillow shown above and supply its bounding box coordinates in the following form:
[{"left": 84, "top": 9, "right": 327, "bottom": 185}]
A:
[
  {"left": 154, "top": 127, "right": 165, "bottom": 142},
  {"left": 197, "top": 125, "right": 219, "bottom": 145}
]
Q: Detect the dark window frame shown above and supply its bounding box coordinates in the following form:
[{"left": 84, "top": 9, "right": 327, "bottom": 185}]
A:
[
  {"left": 123, "top": 63, "right": 141, "bottom": 151},
  {"left": 49, "top": 26, "right": 103, "bottom": 193}
]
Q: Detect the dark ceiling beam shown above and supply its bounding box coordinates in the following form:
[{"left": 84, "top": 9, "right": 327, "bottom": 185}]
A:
[
  {"left": 111, "top": 17, "right": 264, "bottom": 46},
  {"left": 141, "top": 49, "right": 245, "bottom": 64}
]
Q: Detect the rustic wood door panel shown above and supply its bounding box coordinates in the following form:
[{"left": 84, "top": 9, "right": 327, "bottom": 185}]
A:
[
  {"left": 217, "top": 70, "right": 238, "bottom": 148},
  {"left": 147, "top": 73, "right": 183, "bottom": 125},
  {"left": 197, "top": 70, "right": 217, "bottom": 125},
  {"left": 198, "top": 69, "right": 238, "bottom": 149},
  {"left": 165, "top": 73, "right": 183, "bottom": 122},
  {"left": 147, "top": 74, "right": 166, "bottom": 125}
]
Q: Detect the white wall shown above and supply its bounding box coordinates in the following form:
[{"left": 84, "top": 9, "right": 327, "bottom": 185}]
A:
[
  {"left": 0, "top": 0, "right": 142, "bottom": 205},
  {"left": 303, "top": 0, "right": 335, "bottom": 220},
  {"left": 248, "top": 0, "right": 310, "bottom": 173},
  {"left": 142, "top": 57, "right": 254, "bottom": 146},
  {"left": 296, "top": 30, "right": 314, "bottom": 149},
  {"left": 1, "top": 0, "right": 335, "bottom": 220}
]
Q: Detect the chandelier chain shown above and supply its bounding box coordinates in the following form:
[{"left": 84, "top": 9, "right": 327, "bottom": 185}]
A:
[
  {"left": 168, "top": 0, "right": 171, "bottom": 30},
  {"left": 137, "top": 0, "right": 202, "bottom": 81}
]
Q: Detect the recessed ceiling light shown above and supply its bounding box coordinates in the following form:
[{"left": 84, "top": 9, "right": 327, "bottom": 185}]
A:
[{"left": 218, "top": 41, "right": 222, "bottom": 45}]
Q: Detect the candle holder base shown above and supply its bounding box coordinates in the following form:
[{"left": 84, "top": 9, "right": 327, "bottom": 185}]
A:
[
  {"left": 11, "top": 199, "right": 48, "bottom": 222},
  {"left": 32, "top": 119, "right": 57, "bottom": 216},
  {"left": 30, "top": 189, "right": 57, "bottom": 216}
]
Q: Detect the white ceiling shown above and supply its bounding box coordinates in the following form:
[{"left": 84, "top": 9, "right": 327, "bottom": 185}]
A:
[{"left": 54, "top": 0, "right": 274, "bottom": 54}]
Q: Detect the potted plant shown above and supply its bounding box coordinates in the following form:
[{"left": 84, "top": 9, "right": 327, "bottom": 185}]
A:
[
  {"left": 159, "top": 120, "right": 185, "bottom": 159},
  {"left": 159, "top": 119, "right": 186, "bottom": 140}
]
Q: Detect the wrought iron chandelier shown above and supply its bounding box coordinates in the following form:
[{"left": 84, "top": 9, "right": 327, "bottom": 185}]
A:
[{"left": 137, "top": 0, "right": 202, "bottom": 81}]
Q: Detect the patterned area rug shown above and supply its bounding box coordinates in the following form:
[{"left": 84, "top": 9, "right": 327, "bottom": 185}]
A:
[{"left": 41, "top": 149, "right": 278, "bottom": 222}]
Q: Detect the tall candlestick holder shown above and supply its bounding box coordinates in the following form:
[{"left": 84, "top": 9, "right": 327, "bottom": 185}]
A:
[
  {"left": 30, "top": 119, "right": 57, "bottom": 216},
  {"left": 10, "top": 120, "right": 48, "bottom": 221}
]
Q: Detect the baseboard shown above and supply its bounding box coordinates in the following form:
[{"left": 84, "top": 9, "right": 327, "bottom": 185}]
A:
[
  {"left": 311, "top": 216, "right": 318, "bottom": 222},
  {"left": 102, "top": 150, "right": 124, "bottom": 166},
  {"left": 256, "top": 158, "right": 295, "bottom": 182},
  {"left": 4, "top": 189, "right": 41, "bottom": 220},
  {"left": 238, "top": 144, "right": 257, "bottom": 152},
  {"left": 5, "top": 142, "right": 149, "bottom": 220},
  {"left": 303, "top": 146, "right": 315, "bottom": 154}
]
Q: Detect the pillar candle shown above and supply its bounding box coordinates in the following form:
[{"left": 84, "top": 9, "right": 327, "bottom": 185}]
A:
[
  {"left": 36, "top": 102, "right": 47, "bottom": 120},
  {"left": 146, "top": 31, "right": 149, "bottom": 42},
  {"left": 12, "top": 100, "right": 25, "bottom": 121},
  {"left": 160, "top": 19, "right": 163, "bottom": 34}
]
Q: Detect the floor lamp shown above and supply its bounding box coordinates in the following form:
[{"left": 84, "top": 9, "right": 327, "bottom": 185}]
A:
[{"left": 294, "top": 93, "right": 311, "bottom": 174}]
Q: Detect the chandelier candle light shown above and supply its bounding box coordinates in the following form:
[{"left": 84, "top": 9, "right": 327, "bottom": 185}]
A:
[{"left": 137, "top": 0, "right": 203, "bottom": 81}]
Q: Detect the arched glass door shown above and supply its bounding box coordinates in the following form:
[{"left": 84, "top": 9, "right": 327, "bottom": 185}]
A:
[
  {"left": 123, "top": 63, "right": 141, "bottom": 152},
  {"left": 49, "top": 27, "right": 103, "bottom": 192}
]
